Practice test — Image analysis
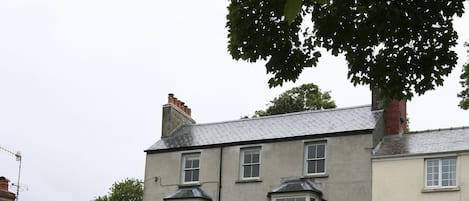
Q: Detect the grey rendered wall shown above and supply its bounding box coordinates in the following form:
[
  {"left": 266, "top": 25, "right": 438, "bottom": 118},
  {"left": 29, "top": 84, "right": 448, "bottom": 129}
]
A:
[
  {"left": 143, "top": 148, "right": 220, "bottom": 201},
  {"left": 143, "top": 133, "right": 373, "bottom": 201}
]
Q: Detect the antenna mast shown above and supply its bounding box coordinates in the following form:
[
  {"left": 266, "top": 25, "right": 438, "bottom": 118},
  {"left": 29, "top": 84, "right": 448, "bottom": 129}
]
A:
[{"left": 0, "top": 145, "right": 22, "bottom": 201}]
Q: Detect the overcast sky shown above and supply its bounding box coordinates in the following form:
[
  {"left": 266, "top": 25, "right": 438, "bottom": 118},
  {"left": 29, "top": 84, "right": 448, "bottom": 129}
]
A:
[{"left": 0, "top": 1, "right": 468, "bottom": 201}]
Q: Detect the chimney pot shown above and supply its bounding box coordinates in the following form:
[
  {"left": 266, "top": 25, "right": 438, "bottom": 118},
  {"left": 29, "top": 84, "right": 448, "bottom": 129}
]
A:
[
  {"left": 183, "top": 105, "right": 189, "bottom": 114},
  {"left": 168, "top": 94, "right": 175, "bottom": 104},
  {"left": 0, "top": 176, "right": 10, "bottom": 191},
  {"left": 173, "top": 98, "right": 179, "bottom": 106}
]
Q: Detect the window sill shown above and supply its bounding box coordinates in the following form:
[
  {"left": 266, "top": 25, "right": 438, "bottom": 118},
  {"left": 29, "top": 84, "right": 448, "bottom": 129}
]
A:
[
  {"left": 421, "top": 187, "right": 460, "bottom": 193},
  {"left": 302, "top": 174, "right": 329, "bottom": 179},
  {"left": 235, "top": 178, "right": 262, "bottom": 184},
  {"left": 178, "top": 183, "right": 201, "bottom": 188}
]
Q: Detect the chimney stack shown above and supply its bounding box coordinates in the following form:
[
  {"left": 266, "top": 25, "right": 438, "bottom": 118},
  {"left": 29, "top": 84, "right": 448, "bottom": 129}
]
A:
[
  {"left": 371, "top": 89, "right": 407, "bottom": 137},
  {"left": 384, "top": 100, "right": 407, "bottom": 136},
  {"left": 0, "top": 177, "right": 16, "bottom": 201},
  {"left": 161, "top": 93, "right": 195, "bottom": 137}
]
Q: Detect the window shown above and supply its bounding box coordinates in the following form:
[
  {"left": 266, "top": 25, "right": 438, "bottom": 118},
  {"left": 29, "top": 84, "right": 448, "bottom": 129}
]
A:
[
  {"left": 182, "top": 153, "right": 200, "bottom": 184},
  {"left": 425, "top": 158, "right": 457, "bottom": 188},
  {"left": 276, "top": 197, "right": 306, "bottom": 201},
  {"left": 304, "top": 142, "right": 326, "bottom": 175},
  {"left": 240, "top": 147, "right": 261, "bottom": 179}
]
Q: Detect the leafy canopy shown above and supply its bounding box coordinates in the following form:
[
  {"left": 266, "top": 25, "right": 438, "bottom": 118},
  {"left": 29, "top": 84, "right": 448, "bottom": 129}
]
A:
[
  {"left": 92, "top": 178, "right": 143, "bottom": 201},
  {"left": 227, "top": 0, "right": 466, "bottom": 102},
  {"left": 458, "top": 42, "right": 469, "bottom": 110},
  {"left": 249, "top": 83, "right": 336, "bottom": 117}
]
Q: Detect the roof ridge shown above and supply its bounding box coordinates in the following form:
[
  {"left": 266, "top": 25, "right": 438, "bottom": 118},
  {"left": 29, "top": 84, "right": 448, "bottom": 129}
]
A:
[
  {"left": 192, "top": 104, "right": 372, "bottom": 127},
  {"left": 407, "top": 125, "right": 469, "bottom": 135}
]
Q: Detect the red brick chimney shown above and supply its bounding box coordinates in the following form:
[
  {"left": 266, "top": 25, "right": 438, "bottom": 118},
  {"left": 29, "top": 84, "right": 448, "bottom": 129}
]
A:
[
  {"left": 384, "top": 100, "right": 407, "bottom": 136},
  {"left": 161, "top": 93, "right": 195, "bottom": 137},
  {"left": 372, "top": 89, "right": 407, "bottom": 136},
  {"left": 0, "top": 177, "right": 16, "bottom": 201}
]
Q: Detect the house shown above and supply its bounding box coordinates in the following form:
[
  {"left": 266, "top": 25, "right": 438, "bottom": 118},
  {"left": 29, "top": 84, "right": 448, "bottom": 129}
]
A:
[
  {"left": 0, "top": 177, "right": 16, "bottom": 201},
  {"left": 143, "top": 93, "right": 407, "bottom": 201},
  {"left": 372, "top": 126, "right": 469, "bottom": 201}
]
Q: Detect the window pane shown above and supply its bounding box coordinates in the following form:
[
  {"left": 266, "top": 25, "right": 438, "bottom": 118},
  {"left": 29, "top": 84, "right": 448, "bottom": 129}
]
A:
[
  {"left": 244, "top": 153, "right": 252, "bottom": 163},
  {"left": 277, "top": 199, "right": 285, "bottom": 201},
  {"left": 443, "top": 159, "right": 449, "bottom": 165},
  {"left": 317, "top": 144, "right": 325, "bottom": 158},
  {"left": 286, "top": 198, "right": 295, "bottom": 201},
  {"left": 442, "top": 165, "right": 449, "bottom": 173},
  {"left": 193, "top": 169, "right": 199, "bottom": 181},
  {"left": 442, "top": 180, "right": 449, "bottom": 186},
  {"left": 317, "top": 159, "right": 325, "bottom": 173},
  {"left": 193, "top": 159, "right": 199, "bottom": 168},
  {"left": 427, "top": 179, "right": 432, "bottom": 186},
  {"left": 252, "top": 152, "right": 260, "bottom": 163},
  {"left": 296, "top": 198, "right": 305, "bottom": 201},
  {"left": 308, "top": 160, "right": 317, "bottom": 173},
  {"left": 426, "top": 159, "right": 438, "bottom": 186},
  {"left": 252, "top": 164, "right": 260, "bottom": 177},
  {"left": 308, "top": 145, "right": 316, "bottom": 159},
  {"left": 184, "top": 170, "right": 191, "bottom": 182},
  {"left": 185, "top": 159, "right": 192, "bottom": 168},
  {"left": 244, "top": 165, "right": 252, "bottom": 178}
]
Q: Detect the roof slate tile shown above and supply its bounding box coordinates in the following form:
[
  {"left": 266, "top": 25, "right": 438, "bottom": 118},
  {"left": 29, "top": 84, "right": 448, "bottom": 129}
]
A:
[
  {"left": 374, "top": 127, "right": 469, "bottom": 156},
  {"left": 147, "top": 105, "right": 381, "bottom": 152}
]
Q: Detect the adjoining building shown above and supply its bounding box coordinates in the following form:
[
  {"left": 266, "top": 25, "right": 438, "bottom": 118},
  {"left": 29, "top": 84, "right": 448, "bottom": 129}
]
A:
[{"left": 372, "top": 126, "right": 469, "bottom": 201}]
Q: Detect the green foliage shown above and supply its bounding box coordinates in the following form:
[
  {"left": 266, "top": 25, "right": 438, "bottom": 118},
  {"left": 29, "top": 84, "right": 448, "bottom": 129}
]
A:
[
  {"left": 405, "top": 117, "right": 410, "bottom": 133},
  {"left": 227, "top": 0, "right": 466, "bottom": 101},
  {"left": 458, "top": 42, "right": 469, "bottom": 110},
  {"left": 251, "top": 83, "right": 336, "bottom": 117},
  {"left": 92, "top": 178, "right": 143, "bottom": 201},
  {"left": 93, "top": 196, "right": 109, "bottom": 201},
  {"left": 284, "top": 0, "right": 303, "bottom": 24}
]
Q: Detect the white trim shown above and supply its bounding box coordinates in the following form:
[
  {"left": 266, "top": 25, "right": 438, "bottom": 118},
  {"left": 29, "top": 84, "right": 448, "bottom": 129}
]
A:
[
  {"left": 271, "top": 194, "right": 316, "bottom": 201},
  {"left": 181, "top": 153, "right": 201, "bottom": 184},
  {"left": 424, "top": 157, "right": 457, "bottom": 189},
  {"left": 303, "top": 142, "right": 327, "bottom": 176},
  {"left": 239, "top": 147, "right": 261, "bottom": 180}
]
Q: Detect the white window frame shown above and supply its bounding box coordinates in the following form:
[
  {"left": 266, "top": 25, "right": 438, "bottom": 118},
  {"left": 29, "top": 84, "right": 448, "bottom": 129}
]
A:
[
  {"left": 424, "top": 157, "right": 457, "bottom": 188},
  {"left": 240, "top": 147, "right": 261, "bottom": 180},
  {"left": 181, "top": 153, "right": 201, "bottom": 184},
  {"left": 274, "top": 196, "right": 307, "bottom": 201},
  {"left": 304, "top": 142, "right": 327, "bottom": 175}
]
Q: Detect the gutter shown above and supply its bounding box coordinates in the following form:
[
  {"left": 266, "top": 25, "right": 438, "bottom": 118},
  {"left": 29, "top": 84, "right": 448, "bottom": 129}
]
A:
[
  {"left": 372, "top": 149, "right": 469, "bottom": 161},
  {"left": 218, "top": 146, "right": 223, "bottom": 201},
  {"left": 145, "top": 129, "right": 375, "bottom": 154}
]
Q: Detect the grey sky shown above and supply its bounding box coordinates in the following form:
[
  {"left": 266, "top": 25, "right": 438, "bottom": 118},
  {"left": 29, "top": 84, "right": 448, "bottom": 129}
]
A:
[{"left": 0, "top": 1, "right": 468, "bottom": 201}]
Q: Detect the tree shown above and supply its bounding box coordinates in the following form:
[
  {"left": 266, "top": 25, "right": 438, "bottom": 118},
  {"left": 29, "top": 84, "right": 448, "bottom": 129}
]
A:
[
  {"left": 249, "top": 83, "right": 336, "bottom": 117},
  {"left": 92, "top": 178, "right": 143, "bottom": 201},
  {"left": 227, "top": 0, "right": 466, "bottom": 103},
  {"left": 458, "top": 42, "right": 469, "bottom": 110}
]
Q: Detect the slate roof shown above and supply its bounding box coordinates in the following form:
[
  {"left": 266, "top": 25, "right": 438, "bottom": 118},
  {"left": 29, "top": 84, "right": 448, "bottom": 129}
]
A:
[
  {"left": 268, "top": 178, "right": 323, "bottom": 196},
  {"left": 147, "top": 105, "right": 382, "bottom": 152},
  {"left": 164, "top": 186, "right": 212, "bottom": 201},
  {"left": 373, "top": 126, "right": 469, "bottom": 157}
]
